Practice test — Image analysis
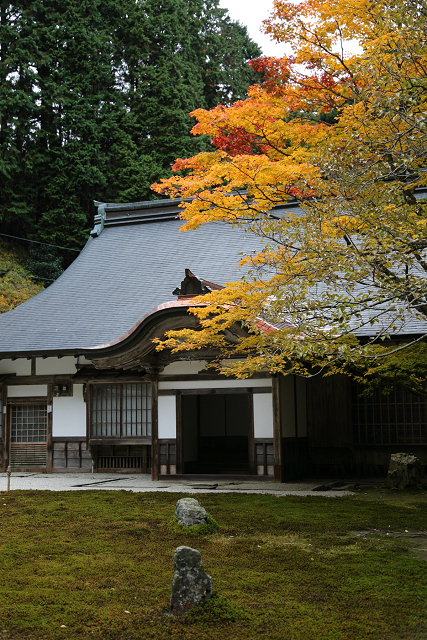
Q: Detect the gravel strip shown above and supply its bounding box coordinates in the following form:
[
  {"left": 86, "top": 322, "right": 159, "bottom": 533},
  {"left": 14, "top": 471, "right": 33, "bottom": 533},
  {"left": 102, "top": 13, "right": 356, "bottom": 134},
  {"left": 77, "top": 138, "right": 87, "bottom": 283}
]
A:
[{"left": 0, "top": 472, "right": 353, "bottom": 496}]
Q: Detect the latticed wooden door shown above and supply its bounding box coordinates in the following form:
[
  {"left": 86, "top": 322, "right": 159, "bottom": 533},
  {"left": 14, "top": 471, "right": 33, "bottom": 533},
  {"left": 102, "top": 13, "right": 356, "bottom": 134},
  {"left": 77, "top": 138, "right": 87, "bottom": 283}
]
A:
[
  {"left": 91, "top": 384, "right": 151, "bottom": 438},
  {"left": 9, "top": 404, "right": 47, "bottom": 469},
  {"left": 90, "top": 384, "right": 152, "bottom": 471}
]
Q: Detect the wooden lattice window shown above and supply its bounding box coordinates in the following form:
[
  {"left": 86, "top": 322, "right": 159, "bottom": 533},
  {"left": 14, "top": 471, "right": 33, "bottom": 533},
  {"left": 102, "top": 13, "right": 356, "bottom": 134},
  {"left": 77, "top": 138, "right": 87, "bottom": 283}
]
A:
[
  {"left": 352, "top": 383, "right": 427, "bottom": 445},
  {"left": 91, "top": 383, "right": 151, "bottom": 438},
  {"left": 11, "top": 405, "right": 47, "bottom": 443}
]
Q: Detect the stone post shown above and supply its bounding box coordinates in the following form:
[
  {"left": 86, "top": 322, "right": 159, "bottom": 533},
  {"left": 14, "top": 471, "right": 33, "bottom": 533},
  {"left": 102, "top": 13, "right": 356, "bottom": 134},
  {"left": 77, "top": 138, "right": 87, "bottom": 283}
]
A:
[
  {"left": 386, "top": 453, "right": 422, "bottom": 489},
  {"left": 170, "top": 546, "right": 213, "bottom": 616}
]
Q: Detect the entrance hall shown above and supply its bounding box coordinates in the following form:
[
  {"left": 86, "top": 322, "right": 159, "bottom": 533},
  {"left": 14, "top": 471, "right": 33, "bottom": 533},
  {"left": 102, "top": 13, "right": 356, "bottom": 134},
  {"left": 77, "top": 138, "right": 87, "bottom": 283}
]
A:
[{"left": 181, "top": 393, "right": 251, "bottom": 475}]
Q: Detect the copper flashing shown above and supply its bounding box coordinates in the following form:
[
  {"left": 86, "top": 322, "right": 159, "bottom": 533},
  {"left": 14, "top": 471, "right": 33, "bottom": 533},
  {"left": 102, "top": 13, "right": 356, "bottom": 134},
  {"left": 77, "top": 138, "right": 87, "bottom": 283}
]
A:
[{"left": 88, "top": 299, "right": 206, "bottom": 351}]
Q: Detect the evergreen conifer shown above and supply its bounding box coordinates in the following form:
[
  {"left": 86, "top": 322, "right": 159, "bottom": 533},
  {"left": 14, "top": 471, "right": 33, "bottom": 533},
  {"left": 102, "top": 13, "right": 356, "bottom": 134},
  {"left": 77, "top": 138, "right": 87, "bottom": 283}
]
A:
[{"left": 0, "top": 0, "right": 261, "bottom": 250}]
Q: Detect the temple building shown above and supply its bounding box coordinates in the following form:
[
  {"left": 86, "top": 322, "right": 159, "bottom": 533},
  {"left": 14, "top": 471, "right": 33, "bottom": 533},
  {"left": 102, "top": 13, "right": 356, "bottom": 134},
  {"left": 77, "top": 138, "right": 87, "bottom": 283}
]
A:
[{"left": 0, "top": 198, "right": 425, "bottom": 479}]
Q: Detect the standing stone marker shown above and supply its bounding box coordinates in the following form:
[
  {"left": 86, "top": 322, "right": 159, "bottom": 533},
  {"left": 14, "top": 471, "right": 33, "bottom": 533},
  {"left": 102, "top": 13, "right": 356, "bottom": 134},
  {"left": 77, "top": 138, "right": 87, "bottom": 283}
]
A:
[
  {"left": 175, "top": 497, "right": 208, "bottom": 527},
  {"left": 386, "top": 453, "right": 422, "bottom": 489},
  {"left": 170, "top": 546, "right": 213, "bottom": 616}
]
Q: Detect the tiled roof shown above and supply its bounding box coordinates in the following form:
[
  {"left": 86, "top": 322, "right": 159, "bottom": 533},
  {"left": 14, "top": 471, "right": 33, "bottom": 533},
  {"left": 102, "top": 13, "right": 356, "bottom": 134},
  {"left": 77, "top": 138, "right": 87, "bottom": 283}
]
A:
[
  {"left": 0, "top": 195, "right": 426, "bottom": 356},
  {"left": 0, "top": 209, "right": 261, "bottom": 355}
]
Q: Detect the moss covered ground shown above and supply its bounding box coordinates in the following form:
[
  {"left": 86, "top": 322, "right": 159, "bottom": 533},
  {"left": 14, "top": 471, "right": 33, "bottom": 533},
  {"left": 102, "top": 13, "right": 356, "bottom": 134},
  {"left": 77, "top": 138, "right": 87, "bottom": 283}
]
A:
[{"left": 0, "top": 488, "right": 426, "bottom": 639}]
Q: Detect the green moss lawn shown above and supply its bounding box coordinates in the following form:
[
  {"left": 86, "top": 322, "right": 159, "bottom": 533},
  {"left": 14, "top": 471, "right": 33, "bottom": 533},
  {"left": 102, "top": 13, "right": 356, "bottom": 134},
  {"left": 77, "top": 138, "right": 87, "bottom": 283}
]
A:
[{"left": 0, "top": 488, "right": 427, "bottom": 639}]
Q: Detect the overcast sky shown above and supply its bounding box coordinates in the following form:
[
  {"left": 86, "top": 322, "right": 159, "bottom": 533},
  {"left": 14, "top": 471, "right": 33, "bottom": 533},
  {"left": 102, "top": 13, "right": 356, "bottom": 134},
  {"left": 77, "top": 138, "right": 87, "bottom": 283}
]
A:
[
  {"left": 218, "top": 0, "right": 287, "bottom": 57},
  {"left": 219, "top": 1, "right": 362, "bottom": 59}
]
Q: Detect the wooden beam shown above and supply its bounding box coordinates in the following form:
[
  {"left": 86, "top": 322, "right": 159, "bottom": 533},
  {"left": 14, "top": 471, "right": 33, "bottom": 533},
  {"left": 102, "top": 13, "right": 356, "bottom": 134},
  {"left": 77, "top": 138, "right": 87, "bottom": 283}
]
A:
[
  {"left": 4, "top": 372, "right": 152, "bottom": 385},
  {"left": 7, "top": 396, "right": 48, "bottom": 404},
  {"left": 0, "top": 374, "right": 14, "bottom": 385},
  {"left": 7, "top": 375, "right": 71, "bottom": 386},
  {"left": 52, "top": 436, "right": 87, "bottom": 442},
  {"left": 158, "top": 387, "right": 271, "bottom": 396},
  {"left": 89, "top": 437, "right": 152, "bottom": 446},
  {"left": 158, "top": 372, "right": 271, "bottom": 381},
  {"left": 73, "top": 374, "right": 150, "bottom": 384}
]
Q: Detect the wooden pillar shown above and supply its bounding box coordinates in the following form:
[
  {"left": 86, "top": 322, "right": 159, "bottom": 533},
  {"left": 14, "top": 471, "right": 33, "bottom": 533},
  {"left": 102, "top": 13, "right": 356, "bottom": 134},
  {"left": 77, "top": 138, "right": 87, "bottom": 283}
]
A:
[
  {"left": 272, "top": 375, "right": 283, "bottom": 482},
  {"left": 85, "top": 384, "right": 90, "bottom": 448},
  {"left": 4, "top": 405, "right": 11, "bottom": 473},
  {"left": 247, "top": 390, "right": 255, "bottom": 475},
  {"left": 1, "top": 385, "right": 8, "bottom": 473},
  {"left": 175, "top": 392, "right": 182, "bottom": 474},
  {"left": 46, "top": 383, "right": 53, "bottom": 472},
  {"left": 151, "top": 375, "right": 159, "bottom": 480}
]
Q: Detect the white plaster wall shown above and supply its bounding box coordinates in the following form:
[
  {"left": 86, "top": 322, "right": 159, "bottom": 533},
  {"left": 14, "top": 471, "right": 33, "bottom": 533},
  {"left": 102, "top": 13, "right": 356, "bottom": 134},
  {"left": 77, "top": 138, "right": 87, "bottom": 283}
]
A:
[
  {"left": 7, "top": 385, "right": 48, "bottom": 398},
  {"left": 161, "top": 361, "right": 206, "bottom": 375},
  {"left": 36, "top": 357, "right": 77, "bottom": 375},
  {"left": 159, "top": 379, "right": 272, "bottom": 390},
  {"left": 158, "top": 395, "right": 177, "bottom": 438},
  {"left": 0, "top": 359, "right": 31, "bottom": 375},
  {"left": 253, "top": 393, "right": 274, "bottom": 438},
  {"left": 52, "top": 385, "right": 86, "bottom": 437}
]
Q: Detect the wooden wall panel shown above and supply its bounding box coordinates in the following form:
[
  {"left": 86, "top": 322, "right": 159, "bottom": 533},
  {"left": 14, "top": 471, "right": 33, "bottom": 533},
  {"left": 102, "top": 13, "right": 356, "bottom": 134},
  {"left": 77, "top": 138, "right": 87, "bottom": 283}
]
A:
[
  {"left": 306, "top": 374, "right": 352, "bottom": 447},
  {"left": 52, "top": 440, "right": 93, "bottom": 471},
  {"left": 281, "top": 437, "right": 309, "bottom": 480}
]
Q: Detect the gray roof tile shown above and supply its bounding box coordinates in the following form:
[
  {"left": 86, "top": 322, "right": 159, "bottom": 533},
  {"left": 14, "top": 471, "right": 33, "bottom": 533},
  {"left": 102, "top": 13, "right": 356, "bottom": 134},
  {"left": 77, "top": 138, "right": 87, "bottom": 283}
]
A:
[
  {"left": 0, "top": 194, "right": 426, "bottom": 356},
  {"left": 0, "top": 218, "right": 257, "bottom": 354}
]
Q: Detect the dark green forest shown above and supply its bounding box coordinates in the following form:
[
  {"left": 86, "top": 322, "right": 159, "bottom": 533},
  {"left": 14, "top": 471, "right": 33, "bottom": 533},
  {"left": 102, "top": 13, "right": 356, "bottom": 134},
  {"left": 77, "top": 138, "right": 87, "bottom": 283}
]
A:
[{"left": 0, "top": 0, "right": 262, "bottom": 260}]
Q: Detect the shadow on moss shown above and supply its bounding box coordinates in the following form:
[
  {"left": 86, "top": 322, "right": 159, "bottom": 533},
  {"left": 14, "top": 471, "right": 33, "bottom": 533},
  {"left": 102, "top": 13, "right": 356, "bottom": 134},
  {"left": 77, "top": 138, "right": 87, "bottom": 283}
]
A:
[
  {"left": 124, "top": 526, "right": 152, "bottom": 538},
  {"left": 180, "top": 593, "right": 251, "bottom": 623}
]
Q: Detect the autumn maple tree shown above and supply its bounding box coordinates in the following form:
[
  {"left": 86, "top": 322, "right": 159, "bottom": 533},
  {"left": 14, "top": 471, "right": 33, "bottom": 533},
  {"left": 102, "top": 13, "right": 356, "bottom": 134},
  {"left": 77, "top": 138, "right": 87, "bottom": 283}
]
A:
[{"left": 153, "top": 0, "right": 427, "bottom": 392}]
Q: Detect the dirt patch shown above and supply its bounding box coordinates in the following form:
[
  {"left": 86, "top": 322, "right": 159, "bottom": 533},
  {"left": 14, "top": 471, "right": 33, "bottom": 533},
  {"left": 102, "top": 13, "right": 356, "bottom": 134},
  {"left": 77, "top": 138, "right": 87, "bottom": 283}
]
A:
[{"left": 354, "top": 529, "right": 427, "bottom": 561}]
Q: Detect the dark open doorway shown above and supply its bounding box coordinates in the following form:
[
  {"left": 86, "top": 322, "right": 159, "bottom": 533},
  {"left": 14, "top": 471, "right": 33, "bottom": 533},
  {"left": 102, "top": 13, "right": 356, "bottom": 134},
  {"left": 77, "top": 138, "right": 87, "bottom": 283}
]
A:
[{"left": 181, "top": 393, "right": 251, "bottom": 474}]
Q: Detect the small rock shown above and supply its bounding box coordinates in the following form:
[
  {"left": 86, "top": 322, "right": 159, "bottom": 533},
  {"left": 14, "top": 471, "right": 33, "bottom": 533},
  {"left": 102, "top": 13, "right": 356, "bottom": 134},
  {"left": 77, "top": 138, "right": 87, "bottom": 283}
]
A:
[
  {"left": 170, "top": 546, "right": 213, "bottom": 616},
  {"left": 386, "top": 453, "right": 422, "bottom": 490},
  {"left": 175, "top": 498, "right": 208, "bottom": 527}
]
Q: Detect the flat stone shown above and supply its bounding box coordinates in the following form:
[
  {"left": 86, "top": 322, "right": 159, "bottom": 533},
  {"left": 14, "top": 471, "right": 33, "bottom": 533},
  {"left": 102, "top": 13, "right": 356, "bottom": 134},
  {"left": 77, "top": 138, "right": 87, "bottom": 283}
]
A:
[
  {"left": 170, "top": 546, "right": 213, "bottom": 616},
  {"left": 189, "top": 484, "right": 218, "bottom": 490},
  {"left": 175, "top": 497, "right": 208, "bottom": 527},
  {"left": 312, "top": 481, "right": 345, "bottom": 492},
  {"left": 386, "top": 453, "right": 422, "bottom": 490},
  {"left": 330, "top": 484, "right": 357, "bottom": 492}
]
